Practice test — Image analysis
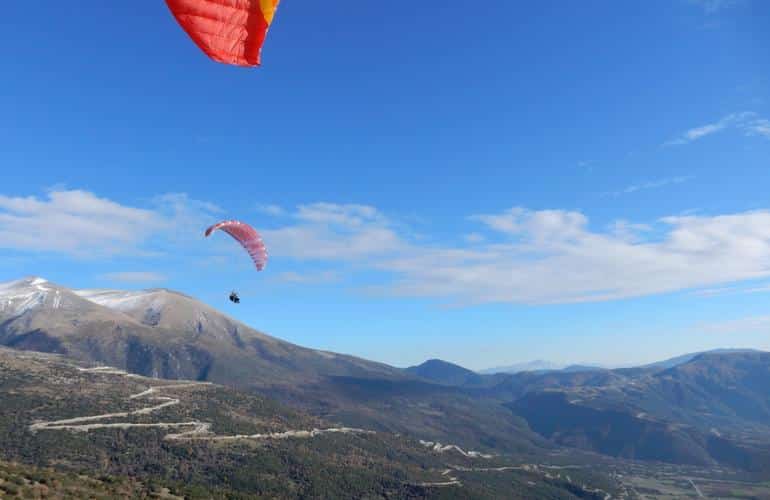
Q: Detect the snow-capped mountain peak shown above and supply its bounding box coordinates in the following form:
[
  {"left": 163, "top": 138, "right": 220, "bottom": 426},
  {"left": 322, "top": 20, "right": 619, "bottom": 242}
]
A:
[
  {"left": 0, "top": 277, "right": 60, "bottom": 315},
  {"left": 0, "top": 276, "right": 400, "bottom": 385}
]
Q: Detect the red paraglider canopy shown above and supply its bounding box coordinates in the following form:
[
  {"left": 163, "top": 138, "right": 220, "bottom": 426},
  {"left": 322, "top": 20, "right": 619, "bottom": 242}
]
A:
[
  {"left": 205, "top": 220, "right": 268, "bottom": 270},
  {"left": 166, "top": 0, "right": 281, "bottom": 67}
]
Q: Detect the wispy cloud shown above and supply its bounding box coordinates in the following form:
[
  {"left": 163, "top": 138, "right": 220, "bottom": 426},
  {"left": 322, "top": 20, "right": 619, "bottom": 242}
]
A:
[
  {"left": 746, "top": 118, "right": 770, "bottom": 138},
  {"left": 100, "top": 272, "right": 168, "bottom": 284},
  {"left": 607, "top": 176, "right": 693, "bottom": 196},
  {"left": 665, "top": 112, "right": 768, "bottom": 145}
]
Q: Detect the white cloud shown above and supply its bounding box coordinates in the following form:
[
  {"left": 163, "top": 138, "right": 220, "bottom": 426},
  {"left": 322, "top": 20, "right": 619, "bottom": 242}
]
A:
[
  {"left": 263, "top": 203, "right": 403, "bottom": 260},
  {"left": 265, "top": 225, "right": 402, "bottom": 261},
  {"left": 684, "top": 123, "right": 725, "bottom": 141},
  {"left": 746, "top": 118, "right": 770, "bottom": 138},
  {"left": 471, "top": 208, "right": 588, "bottom": 242},
  {"left": 378, "top": 208, "right": 770, "bottom": 305},
  {"left": 609, "top": 220, "right": 652, "bottom": 242},
  {"left": 0, "top": 189, "right": 221, "bottom": 257},
  {"left": 665, "top": 112, "right": 769, "bottom": 145},
  {"left": 0, "top": 190, "right": 163, "bottom": 257},
  {"left": 100, "top": 272, "right": 168, "bottom": 284}
]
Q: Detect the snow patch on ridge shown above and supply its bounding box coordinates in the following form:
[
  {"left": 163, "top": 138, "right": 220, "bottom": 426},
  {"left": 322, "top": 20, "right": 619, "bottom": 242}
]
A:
[
  {"left": 75, "top": 289, "right": 157, "bottom": 310},
  {"left": 0, "top": 277, "right": 52, "bottom": 316},
  {"left": 75, "top": 289, "right": 184, "bottom": 315}
]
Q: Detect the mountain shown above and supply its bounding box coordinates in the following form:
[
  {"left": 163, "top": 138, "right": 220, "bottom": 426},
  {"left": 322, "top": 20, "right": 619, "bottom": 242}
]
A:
[
  {"left": 638, "top": 348, "right": 762, "bottom": 372},
  {"left": 480, "top": 360, "right": 562, "bottom": 374},
  {"left": 613, "top": 348, "right": 764, "bottom": 379},
  {"left": 510, "top": 391, "right": 768, "bottom": 470},
  {"left": 405, "top": 359, "right": 485, "bottom": 386},
  {"left": 0, "top": 278, "right": 403, "bottom": 386},
  {"left": 650, "top": 351, "right": 770, "bottom": 428},
  {"left": 509, "top": 351, "right": 770, "bottom": 473},
  {"left": 0, "top": 347, "right": 618, "bottom": 499}
]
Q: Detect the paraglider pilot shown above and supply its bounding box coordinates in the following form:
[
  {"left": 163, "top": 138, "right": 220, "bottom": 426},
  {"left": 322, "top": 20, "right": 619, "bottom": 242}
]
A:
[{"left": 205, "top": 220, "right": 267, "bottom": 306}]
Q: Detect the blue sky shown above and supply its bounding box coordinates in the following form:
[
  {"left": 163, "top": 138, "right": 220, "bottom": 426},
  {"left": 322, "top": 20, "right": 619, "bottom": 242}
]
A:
[{"left": 2, "top": 0, "right": 770, "bottom": 369}]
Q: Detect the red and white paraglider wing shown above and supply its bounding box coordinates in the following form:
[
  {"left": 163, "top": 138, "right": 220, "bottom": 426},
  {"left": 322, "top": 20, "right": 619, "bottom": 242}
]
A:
[{"left": 205, "top": 220, "right": 268, "bottom": 271}]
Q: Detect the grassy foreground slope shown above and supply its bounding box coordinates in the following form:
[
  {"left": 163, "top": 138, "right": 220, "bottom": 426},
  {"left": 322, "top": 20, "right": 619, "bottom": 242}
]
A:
[{"left": 0, "top": 460, "right": 179, "bottom": 499}]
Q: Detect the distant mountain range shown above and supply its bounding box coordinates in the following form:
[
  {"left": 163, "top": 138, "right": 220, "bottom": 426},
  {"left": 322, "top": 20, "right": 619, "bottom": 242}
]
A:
[
  {"left": 2, "top": 276, "right": 770, "bottom": 480},
  {"left": 477, "top": 349, "right": 761, "bottom": 376},
  {"left": 479, "top": 360, "right": 564, "bottom": 374}
]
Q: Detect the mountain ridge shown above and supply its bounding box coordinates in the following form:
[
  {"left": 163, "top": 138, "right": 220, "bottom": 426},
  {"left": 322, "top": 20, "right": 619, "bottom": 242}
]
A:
[{"left": 0, "top": 277, "right": 405, "bottom": 385}]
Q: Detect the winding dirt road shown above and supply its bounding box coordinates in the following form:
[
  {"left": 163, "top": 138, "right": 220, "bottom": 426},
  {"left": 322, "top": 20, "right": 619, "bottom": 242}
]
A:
[{"left": 28, "top": 366, "right": 373, "bottom": 442}]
